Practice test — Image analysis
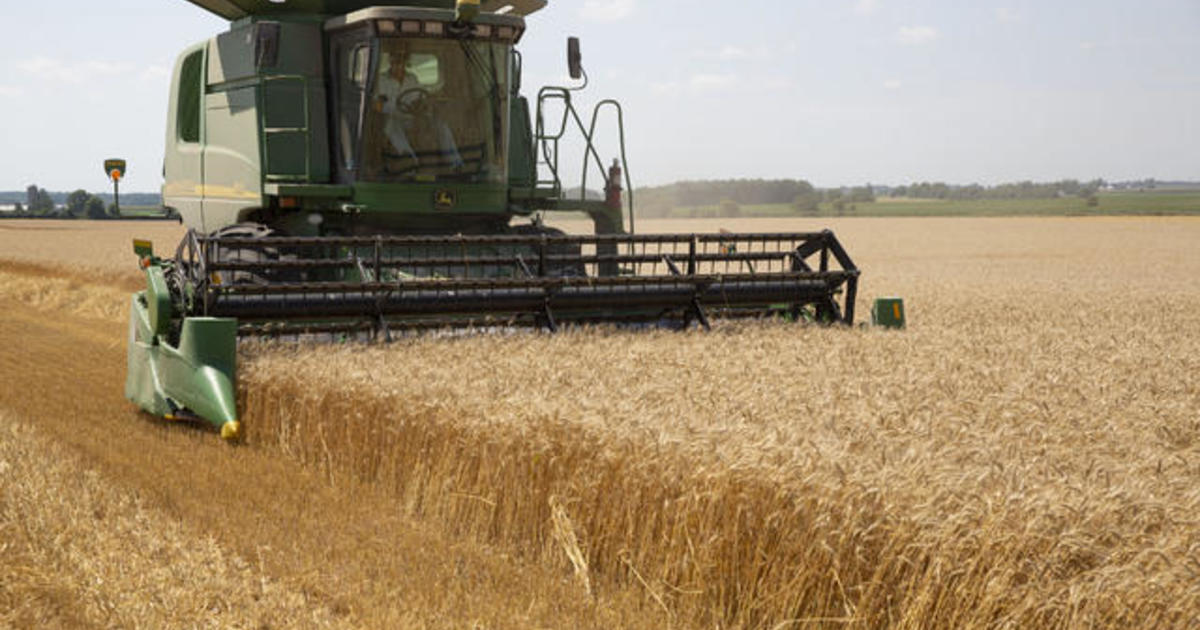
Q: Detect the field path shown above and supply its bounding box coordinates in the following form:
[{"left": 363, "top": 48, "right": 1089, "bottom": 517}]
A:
[{"left": 0, "top": 289, "right": 647, "bottom": 628}]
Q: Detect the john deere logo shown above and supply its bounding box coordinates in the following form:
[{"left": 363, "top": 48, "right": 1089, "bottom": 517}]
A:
[{"left": 434, "top": 189, "right": 457, "bottom": 210}]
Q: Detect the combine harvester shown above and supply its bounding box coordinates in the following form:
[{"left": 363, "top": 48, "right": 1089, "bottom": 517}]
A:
[{"left": 127, "top": 0, "right": 862, "bottom": 440}]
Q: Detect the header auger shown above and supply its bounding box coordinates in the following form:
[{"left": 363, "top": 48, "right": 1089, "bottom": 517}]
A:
[{"left": 126, "top": 0, "right": 861, "bottom": 439}]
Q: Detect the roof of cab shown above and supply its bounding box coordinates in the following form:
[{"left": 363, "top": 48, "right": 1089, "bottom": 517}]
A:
[{"left": 183, "top": 0, "right": 546, "bottom": 20}]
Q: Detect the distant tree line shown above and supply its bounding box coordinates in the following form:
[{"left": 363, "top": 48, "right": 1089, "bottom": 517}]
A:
[
  {"left": 890, "top": 179, "right": 1106, "bottom": 201},
  {"left": 0, "top": 189, "right": 161, "bottom": 207},
  {"left": 11, "top": 184, "right": 119, "bottom": 219},
  {"left": 2, "top": 185, "right": 172, "bottom": 219},
  {"left": 637, "top": 179, "right": 876, "bottom": 218},
  {"left": 632, "top": 177, "right": 1123, "bottom": 218}
]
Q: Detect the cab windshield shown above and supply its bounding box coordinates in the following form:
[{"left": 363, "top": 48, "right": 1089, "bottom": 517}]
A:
[{"left": 361, "top": 37, "right": 509, "bottom": 184}]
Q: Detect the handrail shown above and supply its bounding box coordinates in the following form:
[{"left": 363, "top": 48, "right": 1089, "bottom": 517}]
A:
[
  {"left": 534, "top": 85, "right": 635, "bottom": 232},
  {"left": 582, "top": 99, "right": 633, "bottom": 233}
]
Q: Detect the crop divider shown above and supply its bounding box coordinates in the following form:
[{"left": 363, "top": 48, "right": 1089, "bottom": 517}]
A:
[{"left": 663, "top": 254, "right": 711, "bottom": 331}]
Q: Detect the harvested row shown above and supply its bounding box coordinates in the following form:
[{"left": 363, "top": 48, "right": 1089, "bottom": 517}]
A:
[
  {"left": 0, "top": 220, "right": 184, "bottom": 277},
  {"left": 0, "top": 411, "right": 354, "bottom": 629}
]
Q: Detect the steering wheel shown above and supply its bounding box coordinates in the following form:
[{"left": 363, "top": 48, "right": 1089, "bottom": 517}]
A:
[{"left": 396, "top": 87, "right": 432, "bottom": 116}]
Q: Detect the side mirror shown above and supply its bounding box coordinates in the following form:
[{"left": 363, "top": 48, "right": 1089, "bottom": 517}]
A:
[{"left": 567, "top": 37, "right": 583, "bottom": 80}]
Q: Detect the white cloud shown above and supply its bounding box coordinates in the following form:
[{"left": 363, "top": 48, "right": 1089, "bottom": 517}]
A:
[
  {"left": 1079, "top": 42, "right": 1097, "bottom": 51},
  {"left": 0, "top": 85, "right": 25, "bottom": 97},
  {"left": 895, "top": 26, "right": 939, "bottom": 45},
  {"left": 994, "top": 7, "right": 1020, "bottom": 23},
  {"left": 579, "top": 0, "right": 635, "bottom": 23},
  {"left": 650, "top": 80, "right": 681, "bottom": 95},
  {"left": 140, "top": 65, "right": 171, "bottom": 82},
  {"left": 694, "top": 45, "right": 770, "bottom": 62},
  {"left": 689, "top": 73, "right": 736, "bottom": 90},
  {"left": 854, "top": 0, "right": 880, "bottom": 16},
  {"left": 17, "top": 57, "right": 132, "bottom": 84},
  {"left": 762, "top": 76, "right": 793, "bottom": 90},
  {"left": 883, "top": 79, "right": 903, "bottom": 90},
  {"left": 716, "top": 45, "right": 750, "bottom": 61}
]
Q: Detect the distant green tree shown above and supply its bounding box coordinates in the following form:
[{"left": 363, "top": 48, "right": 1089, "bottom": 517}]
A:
[
  {"left": 13, "top": 202, "right": 23, "bottom": 214},
  {"left": 26, "top": 184, "right": 54, "bottom": 215},
  {"left": 790, "top": 180, "right": 820, "bottom": 215},
  {"left": 66, "top": 189, "right": 91, "bottom": 218},
  {"left": 34, "top": 189, "right": 54, "bottom": 215},
  {"left": 1085, "top": 194, "right": 1100, "bottom": 208},
  {"left": 86, "top": 196, "right": 108, "bottom": 219},
  {"left": 106, "top": 201, "right": 121, "bottom": 218},
  {"left": 849, "top": 184, "right": 875, "bottom": 203},
  {"left": 792, "top": 193, "right": 820, "bottom": 215}
]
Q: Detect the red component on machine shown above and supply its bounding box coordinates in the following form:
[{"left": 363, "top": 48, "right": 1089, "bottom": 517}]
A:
[{"left": 605, "top": 158, "right": 623, "bottom": 211}]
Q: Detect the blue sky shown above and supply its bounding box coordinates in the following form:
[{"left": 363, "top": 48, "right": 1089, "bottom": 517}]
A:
[{"left": 0, "top": 0, "right": 1196, "bottom": 192}]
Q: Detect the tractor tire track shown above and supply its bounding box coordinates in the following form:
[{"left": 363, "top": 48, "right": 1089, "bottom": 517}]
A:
[{"left": 0, "top": 290, "right": 639, "bottom": 628}]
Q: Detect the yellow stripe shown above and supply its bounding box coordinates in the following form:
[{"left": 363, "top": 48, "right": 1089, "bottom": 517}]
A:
[{"left": 893, "top": 303, "right": 901, "bottom": 320}]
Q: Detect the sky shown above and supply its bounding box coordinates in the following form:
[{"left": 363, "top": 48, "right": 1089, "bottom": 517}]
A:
[{"left": 0, "top": 0, "right": 1196, "bottom": 193}]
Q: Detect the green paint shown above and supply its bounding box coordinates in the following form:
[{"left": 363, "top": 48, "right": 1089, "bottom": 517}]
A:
[
  {"left": 133, "top": 239, "right": 154, "bottom": 259},
  {"left": 104, "top": 158, "right": 127, "bottom": 178},
  {"left": 871, "top": 297, "right": 906, "bottom": 329},
  {"left": 126, "top": 288, "right": 238, "bottom": 432}
]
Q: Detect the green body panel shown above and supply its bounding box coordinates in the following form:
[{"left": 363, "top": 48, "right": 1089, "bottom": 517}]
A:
[
  {"left": 508, "top": 96, "right": 536, "bottom": 189},
  {"left": 264, "top": 183, "right": 354, "bottom": 198},
  {"left": 126, "top": 291, "right": 239, "bottom": 431},
  {"left": 354, "top": 181, "right": 508, "bottom": 215},
  {"left": 871, "top": 297, "right": 906, "bottom": 329},
  {"left": 145, "top": 266, "right": 173, "bottom": 335}
]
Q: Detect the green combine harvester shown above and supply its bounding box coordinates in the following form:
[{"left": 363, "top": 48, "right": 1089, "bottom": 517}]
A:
[{"left": 127, "top": 0, "right": 862, "bottom": 440}]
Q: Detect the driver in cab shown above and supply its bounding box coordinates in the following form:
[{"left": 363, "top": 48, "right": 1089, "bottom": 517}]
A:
[{"left": 375, "top": 49, "right": 462, "bottom": 170}]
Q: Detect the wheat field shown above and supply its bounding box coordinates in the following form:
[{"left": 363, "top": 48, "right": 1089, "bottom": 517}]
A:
[{"left": 2, "top": 217, "right": 1199, "bottom": 628}]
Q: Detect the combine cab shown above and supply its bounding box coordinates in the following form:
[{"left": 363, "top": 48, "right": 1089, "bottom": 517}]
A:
[{"left": 127, "top": 0, "right": 860, "bottom": 439}]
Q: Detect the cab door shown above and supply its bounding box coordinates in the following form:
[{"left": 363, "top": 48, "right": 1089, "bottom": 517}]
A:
[
  {"left": 163, "top": 44, "right": 207, "bottom": 229},
  {"left": 329, "top": 28, "right": 373, "bottom": 185}
]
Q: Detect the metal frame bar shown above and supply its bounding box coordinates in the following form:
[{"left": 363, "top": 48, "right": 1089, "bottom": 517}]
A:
[{"left": 177, "top": 230, "right": 860, "bottom": 333}]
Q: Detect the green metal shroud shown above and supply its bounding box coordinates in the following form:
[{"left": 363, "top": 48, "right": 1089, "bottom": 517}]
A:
[{"left": 125, "top": 264, "right": 241, "bottom": 439}]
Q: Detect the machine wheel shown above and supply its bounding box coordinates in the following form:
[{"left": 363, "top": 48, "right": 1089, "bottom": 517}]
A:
[
  {"left": 210, "top": 223, "right": 301, "bottom": 286},
  {"left": 510, "top": 224, "right": 587, "bottom": 277}
]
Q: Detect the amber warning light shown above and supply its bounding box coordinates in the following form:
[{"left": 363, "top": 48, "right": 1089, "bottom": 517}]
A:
[
  {"left": 104, "top": 158, "right": 127, "bottom": 180},
  {"left": 104, "top": 158, "right": 127, "bottom": 216}
]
